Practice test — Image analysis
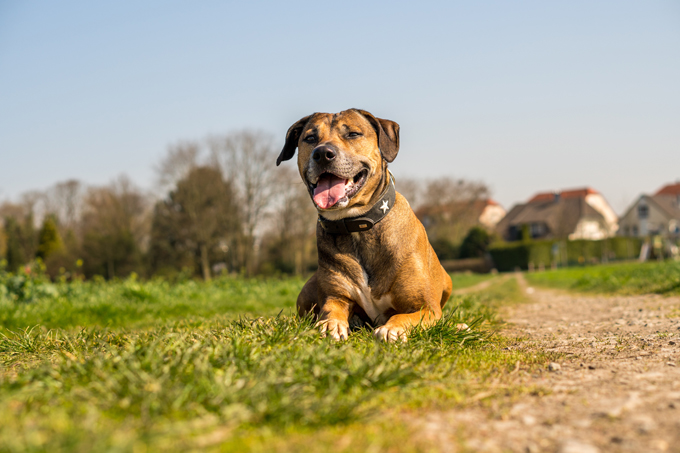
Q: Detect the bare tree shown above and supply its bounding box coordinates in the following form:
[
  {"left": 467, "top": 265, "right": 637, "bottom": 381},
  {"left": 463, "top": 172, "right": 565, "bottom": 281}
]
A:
[
  {"left": 210, "top": 130, "right": 280, "bottom": 274},
  {"left": 0, "top": 201, "right": 27, "bottom": 223},
  {"left": 155, "top": 140, "right": 202, "bottom": 194},
  {"left": 416, "top": 176, "right": 491, "bottom": 248},
  {"left": 19, "top": 190, "right": 43, "bottom": 224},
  {"left": 422, "top": 176, "right": 489, "bottom": 207},
  {"left": 396, "top": 177, "right": 423, "bottom": 210},
  {"left": 79, "top": 176, "right": 149, "bottom": 279},
  {"left": 260, "top": 166, "right": 317, "bottom": 275},
  {"left": 42, "top": 179, "right": 84, "bottom": 231}
]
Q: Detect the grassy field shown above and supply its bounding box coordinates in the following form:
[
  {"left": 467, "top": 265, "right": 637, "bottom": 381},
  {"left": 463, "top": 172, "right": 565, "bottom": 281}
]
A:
[
  {"left": 0, "top": 270, "right": 554, "bottom": 452},
  {"left": 1, "top": 271, "right": 494, "bottom": 331},
  {"left": 525, "top": 260, "right": 680, "bottom": 296},
  {"left": 448, "top": 272, "right": 495, "bottom": 291}
]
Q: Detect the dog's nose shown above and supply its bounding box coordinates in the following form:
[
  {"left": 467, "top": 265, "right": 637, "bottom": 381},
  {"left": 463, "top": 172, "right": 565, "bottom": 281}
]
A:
[{"left": 312, "top": 146, "right": 336, "bottom": 163}]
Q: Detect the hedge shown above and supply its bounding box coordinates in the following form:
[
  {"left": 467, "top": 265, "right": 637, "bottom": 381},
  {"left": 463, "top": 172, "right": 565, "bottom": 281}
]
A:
[{"left": 489, "top": 237, "right": 643, "bottom": 272}]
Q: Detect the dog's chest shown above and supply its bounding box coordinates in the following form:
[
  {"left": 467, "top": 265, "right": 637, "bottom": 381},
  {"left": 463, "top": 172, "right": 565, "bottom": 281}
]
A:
[{"left": 349, "top": 268, "right": 393, "bottom": 322}]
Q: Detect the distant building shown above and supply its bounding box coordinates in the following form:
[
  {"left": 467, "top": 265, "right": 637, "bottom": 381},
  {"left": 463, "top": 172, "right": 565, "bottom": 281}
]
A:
[
  {"left": 416, "top": 199, "right": 506, "bottom": 242},
  {"left": 477, "top": 200, "right": 507, "bottom": 230},
  {"left": 618, "top": 182, "right": 680, "bottom": 239},
  {"left": 496, "top": 187, "right": 618, "bottom": 241},
  {"left": 417, "top": 199, "right": 506, "bottom": 229}
]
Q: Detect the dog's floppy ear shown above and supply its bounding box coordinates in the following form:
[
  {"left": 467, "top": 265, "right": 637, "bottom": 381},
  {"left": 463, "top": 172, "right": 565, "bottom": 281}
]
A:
[
  {"left": 353, "top": 109, "right": 400, "bottom": 163},
  {"left": 277, "top": 114, "right": 313, "bottom": 166}
]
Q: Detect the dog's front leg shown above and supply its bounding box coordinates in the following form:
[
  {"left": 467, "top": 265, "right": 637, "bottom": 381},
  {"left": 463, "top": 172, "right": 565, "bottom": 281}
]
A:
[
  {"left": 374, "top": 309, "right": 441, "bottom": 342},
  {"left": 316, "top": 298, "right": 352, "bottom": 341}
]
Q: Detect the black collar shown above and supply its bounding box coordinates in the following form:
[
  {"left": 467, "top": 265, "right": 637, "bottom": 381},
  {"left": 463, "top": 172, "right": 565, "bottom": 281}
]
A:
[{"left": 318, "top": 175, "right": 396, "bottom": 235}]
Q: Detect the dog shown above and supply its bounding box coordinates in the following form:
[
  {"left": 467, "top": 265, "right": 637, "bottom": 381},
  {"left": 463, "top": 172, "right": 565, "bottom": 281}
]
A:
[{"left": 276, "top": 109, "right": 452, "bottom": 342}]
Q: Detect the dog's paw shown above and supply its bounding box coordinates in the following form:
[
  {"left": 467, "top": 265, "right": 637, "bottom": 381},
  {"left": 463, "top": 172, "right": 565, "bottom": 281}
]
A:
[
  {"left": 316, "top": 319, "right": 350, "bottom": 341},
  {"left": 374, "top": 325, "right": 408, "bottom": 343}
]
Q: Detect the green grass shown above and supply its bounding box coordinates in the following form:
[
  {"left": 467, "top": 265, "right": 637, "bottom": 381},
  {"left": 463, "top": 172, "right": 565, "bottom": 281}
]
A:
[
  {"left": 449, "top": 272, "right": 495, "bottom": 291},
  {"left": 0, "top": 271, "right": 496, "bottom": 331},
  {"left": 0, "top": 272, "right": 551, "bottom": 452},
  {"left": 525, "top": 260, "right": 680, "bottom": 296},
  {"left": 0, "top": 274, "right": 307, "bottom": 331}
]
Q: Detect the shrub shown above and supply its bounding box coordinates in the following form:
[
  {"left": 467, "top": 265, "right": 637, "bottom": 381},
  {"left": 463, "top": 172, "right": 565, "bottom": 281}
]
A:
[
  {"left": 459, "top": 227, "right": 492, "bottom": 259},
  {"left": 430, "top": 238, "right": 459, "bottom": 260},
  {"left": 489, "top": 237, "right": 643, "bottom": 271},
  {"left": 488, "top": 242, "right": 529, "bottom": 271}
]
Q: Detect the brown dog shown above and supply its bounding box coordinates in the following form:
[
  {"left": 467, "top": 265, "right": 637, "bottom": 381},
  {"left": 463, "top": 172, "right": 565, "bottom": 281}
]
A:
[{"left": 276, "top": 109, "right": 452, "bottom": 342}]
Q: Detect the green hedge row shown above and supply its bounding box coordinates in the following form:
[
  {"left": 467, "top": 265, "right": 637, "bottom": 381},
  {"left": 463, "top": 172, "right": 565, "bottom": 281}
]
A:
[{"left": 489, "top": 237, "right": 643, "bottom": 272}]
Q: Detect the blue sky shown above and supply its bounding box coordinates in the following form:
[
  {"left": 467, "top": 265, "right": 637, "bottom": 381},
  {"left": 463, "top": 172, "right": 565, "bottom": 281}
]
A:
[{"left": 1, "top": 1, "right": 679, "bottom": 213}]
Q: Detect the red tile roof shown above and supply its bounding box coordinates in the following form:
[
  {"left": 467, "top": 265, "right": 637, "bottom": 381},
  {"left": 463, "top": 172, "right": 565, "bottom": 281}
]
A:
[
  {"left": 655, "top": 183, "right": 680, "bottom": 196},
  {"left": 529, "top": 193, "right": 557, "bottom": 203},
  {"left": 528, "top": 187, "right": 598, "bottom": 203}
]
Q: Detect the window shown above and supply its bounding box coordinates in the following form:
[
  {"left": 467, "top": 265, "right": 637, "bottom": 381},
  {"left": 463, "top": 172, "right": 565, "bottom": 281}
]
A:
[
  {"left": 638, "top": 204, "right": 649, "bottom": 219},
  {"left": 632, "top": 225, "right": 639, "bottom": 236},
  {"left": 530, "top": 222, "right": 545, "bottom": 238}
]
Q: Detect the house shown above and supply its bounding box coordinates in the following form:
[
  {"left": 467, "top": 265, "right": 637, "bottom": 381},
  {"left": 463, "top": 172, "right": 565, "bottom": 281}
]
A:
[
  {"left": 477, "top": 200, "right": 507, "bottom": 229},
  {"left": 416, "top": 199, "right": 506, "bottom": 242},
  {"left": 496, "top": 187, "right": 618, "bottom": 241},
  {"left": 618, "top": 182, "right": 680, "bottom": 239},
  {"left": 416, "top": 199, "right": 506, "bottom": 230}
]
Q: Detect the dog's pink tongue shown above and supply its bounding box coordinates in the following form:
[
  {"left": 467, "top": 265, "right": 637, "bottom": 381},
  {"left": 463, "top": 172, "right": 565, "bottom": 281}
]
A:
[{"left": 313, "top": 174, "right": 347, "bottom": 209}]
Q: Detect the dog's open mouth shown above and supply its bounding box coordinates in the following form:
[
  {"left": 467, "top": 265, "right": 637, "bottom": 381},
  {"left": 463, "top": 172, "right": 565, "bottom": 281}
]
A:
[{"left": 309, "top": 169, "right": 368, "bottom": 209}]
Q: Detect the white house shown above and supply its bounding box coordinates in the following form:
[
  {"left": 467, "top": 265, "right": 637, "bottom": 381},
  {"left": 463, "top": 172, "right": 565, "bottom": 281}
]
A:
[{"left": 619, "top": 183, "right": 680, "bottom": 239}]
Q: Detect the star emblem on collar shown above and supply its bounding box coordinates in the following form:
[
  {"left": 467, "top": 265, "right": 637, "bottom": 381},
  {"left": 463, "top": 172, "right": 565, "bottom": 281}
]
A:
[{"left": 380, "top": 199, "right": 390, "bottom": 214}]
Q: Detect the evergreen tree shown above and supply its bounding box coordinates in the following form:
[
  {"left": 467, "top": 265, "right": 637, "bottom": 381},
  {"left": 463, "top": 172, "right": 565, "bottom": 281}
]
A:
[
  {"left": 149, "top": 166, "right": 241, "bottom": 280},
  {"left": 36, "top": 215, "right": 63, "bottom": 260},
  {"left": 0, "top": 226, "right": 7, "bottom": 262},
  {"left": 3, "top": 217, "right": 26, "bottom": 271},
  {"left": 459, "top": 227, "right": 492, "bottom": 259}
]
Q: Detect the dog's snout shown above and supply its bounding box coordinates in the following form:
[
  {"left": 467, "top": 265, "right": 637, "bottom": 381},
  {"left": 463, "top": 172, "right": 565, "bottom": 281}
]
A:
[{"left": 312, "top": 146, "right": 336, "bottom": 163}]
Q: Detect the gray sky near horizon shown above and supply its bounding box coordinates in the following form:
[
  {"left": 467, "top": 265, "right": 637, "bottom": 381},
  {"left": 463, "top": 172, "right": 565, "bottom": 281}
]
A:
[{"left": 1, "top": 1, "right": 679, "bottom": 215}]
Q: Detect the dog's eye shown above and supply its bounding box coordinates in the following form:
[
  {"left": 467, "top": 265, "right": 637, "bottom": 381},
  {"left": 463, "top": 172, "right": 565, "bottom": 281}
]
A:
[
  {"left": 347, "top": 132, "right": 362, "bottom": 138},
  {"left": 303, "top": 135, "right": 317, "bottom": 144}
]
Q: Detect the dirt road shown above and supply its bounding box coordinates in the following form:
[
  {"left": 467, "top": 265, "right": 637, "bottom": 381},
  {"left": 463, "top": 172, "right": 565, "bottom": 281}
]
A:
[{"left": 416, "top": 275, "right": 680, "bottom": 453}]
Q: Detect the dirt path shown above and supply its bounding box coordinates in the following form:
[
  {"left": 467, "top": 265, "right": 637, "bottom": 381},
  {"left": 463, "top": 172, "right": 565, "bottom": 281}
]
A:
[{"left": 414, "top": 274, "right": 680, "bottom": 453}]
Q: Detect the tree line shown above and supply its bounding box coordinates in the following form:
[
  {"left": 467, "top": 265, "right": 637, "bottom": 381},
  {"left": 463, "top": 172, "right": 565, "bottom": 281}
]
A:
[{"left": 0, "top": 130, "right": 491, "bottom": 280}]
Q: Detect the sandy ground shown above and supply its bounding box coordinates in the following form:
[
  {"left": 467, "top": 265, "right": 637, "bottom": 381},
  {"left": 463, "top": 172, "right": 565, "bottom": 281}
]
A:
[{"left": 413, "top": 274, "right": 680, "bottom": 453}]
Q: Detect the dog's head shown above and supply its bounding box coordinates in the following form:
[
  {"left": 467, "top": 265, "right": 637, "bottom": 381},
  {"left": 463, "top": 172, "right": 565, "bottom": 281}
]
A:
[{"left": 277, "top": 109, "right": 400, "bottom": 217}]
